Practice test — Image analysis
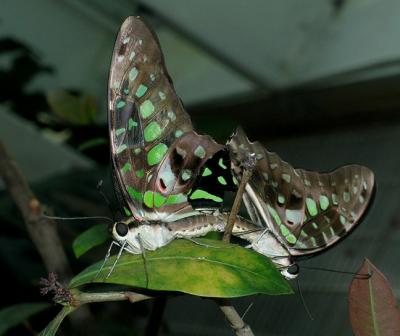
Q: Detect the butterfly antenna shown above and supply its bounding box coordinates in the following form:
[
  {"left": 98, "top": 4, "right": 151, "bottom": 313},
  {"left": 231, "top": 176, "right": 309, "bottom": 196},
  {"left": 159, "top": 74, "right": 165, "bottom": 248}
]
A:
[
  {"left": 95, "top": 241, "right": 117, "bottom": 279},
  {"left": 106, "top": 240, "right": 127, "bottom": 278},
  {"left": 301, "top": 266, "right": 372, "bottom": 279},
  {"left": 138, "top": 233, "right": 149, "bottom": 289},
  {"left": 296, "top": 277, "right": 314, "bottom": 321},
  {"left": 42, "top": 214, "right": 114, "bottom": 223},
  {"left": 241, "top": 302, "right": 254, "bottom": 320}
]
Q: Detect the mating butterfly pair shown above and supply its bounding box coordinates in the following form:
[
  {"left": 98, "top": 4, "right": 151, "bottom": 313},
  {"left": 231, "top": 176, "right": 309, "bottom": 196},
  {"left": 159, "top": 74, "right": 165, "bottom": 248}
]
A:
[{"left": 104, "top": 16, "right": 374, "bottom": 280}]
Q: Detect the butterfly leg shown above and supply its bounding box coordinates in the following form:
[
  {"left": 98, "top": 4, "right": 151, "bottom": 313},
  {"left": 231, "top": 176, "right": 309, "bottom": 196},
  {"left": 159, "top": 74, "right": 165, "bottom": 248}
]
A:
[
  {"left": 137, "top": 233, "right": 149, "bottom": 289},
  {"left": 223, "top": 152, "right": 257, "bottom": 242},
  {"left": 106, "top": 240, "right": 127, "bottom": 278},
  {"left": 95, "top": 240, "right": 119, "bottom": 279}
]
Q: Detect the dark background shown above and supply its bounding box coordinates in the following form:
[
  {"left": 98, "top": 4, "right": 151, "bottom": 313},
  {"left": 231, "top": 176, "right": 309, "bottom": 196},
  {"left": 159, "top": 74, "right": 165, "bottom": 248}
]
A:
[{"left": 0, "top": 1, "right": 399, "bottom": 335}]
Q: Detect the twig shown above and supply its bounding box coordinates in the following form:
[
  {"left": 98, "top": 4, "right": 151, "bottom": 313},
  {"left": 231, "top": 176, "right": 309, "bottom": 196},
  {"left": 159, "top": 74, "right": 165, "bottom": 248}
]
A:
[
  {"left": 72, "top": 290, "right": 153, "bottom": 306},
  {"left": 0, "top": 140, "right": 94, "bottom": 329},
  {"left": 0, "top": 141, "right": 72, "bottom": 279},
  {"left": 223, "top": 156, "right": 255, "bottom": 242},
  {"left": 215, "top": 299, "right": 255, "bottom": 336}
]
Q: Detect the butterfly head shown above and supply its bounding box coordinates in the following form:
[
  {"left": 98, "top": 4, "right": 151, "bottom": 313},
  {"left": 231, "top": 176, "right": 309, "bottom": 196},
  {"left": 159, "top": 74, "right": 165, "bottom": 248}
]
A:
[
  {"left": 281, "top": 263, "right": 300, "bottom": 280},
  {"left": 111, "top": 219, "right": 138, "bottom": 245}
]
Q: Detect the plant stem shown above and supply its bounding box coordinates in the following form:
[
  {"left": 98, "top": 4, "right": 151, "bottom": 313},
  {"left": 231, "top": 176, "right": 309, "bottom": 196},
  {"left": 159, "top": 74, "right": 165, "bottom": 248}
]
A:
[
  {"left": 73, "top": 290, "right": 153, "bottom": 305},
  {"left": 0, "top": 141, "right": 94, "bottom": 329},
  {"left": 223, "top": 157, "right": 255, "bottom": 242},
  {"left": 216, "top": 299, "right": 255, "bottom": 336},
  {"left": 0, "top": 141, "right": 71, "bottom": 279}
]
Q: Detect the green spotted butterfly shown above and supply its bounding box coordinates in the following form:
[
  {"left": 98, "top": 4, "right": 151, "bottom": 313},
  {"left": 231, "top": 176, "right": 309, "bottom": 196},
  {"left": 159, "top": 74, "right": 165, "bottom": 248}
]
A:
[
  {"left": 103, "top": 16, "right": 375, "bottom": 280},
  {"left": 227, "top": 128, "right": 374, "bottom": 278}
]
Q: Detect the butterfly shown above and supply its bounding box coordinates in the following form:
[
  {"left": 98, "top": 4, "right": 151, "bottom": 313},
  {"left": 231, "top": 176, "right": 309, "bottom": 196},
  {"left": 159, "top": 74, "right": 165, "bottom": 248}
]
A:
[
  {"left": 104, "top": 16, "right": 257, "bottom": 274},
  {"left": 103, "top": 16, "right": 375, "bottom": 280},
  {"left": 227, "top": 128, "right": 375, "bottom": 279}
]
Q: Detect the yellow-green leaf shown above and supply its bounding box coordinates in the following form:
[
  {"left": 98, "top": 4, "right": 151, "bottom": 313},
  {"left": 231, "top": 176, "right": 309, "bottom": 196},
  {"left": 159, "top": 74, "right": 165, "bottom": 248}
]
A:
[
  {"left": 70, "top": 239, "right": 293, "bottom": 298},
  {"left": 72, "top": 224, "right": 109, "bottom": 258}
]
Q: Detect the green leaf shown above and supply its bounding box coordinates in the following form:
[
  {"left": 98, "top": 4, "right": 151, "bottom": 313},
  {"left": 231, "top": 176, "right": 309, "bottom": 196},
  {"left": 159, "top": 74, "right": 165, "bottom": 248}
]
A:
[
  {"left": 0, "top": 302, "right": 50, "bottom": 335},
  {"left": 72, "top": 223, "right": 109, "bottom": 258},
  {"left": 348, "top": 259, "right": 400, "bottom": 336},
  {"left": 39, "top": 306, "right": 75, "bottom": 336},
  {"left": 70, "top": 239, "right": 293, "bottom": 298},
  {"left": 47, "top": 90, "right": 98, "bottom": 125}
]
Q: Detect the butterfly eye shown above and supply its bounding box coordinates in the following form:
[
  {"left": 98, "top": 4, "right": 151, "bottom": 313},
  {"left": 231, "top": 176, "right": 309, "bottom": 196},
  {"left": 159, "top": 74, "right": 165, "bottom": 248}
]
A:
[
  {"left": 287, "top": 263, "right": 300, "bottom": 276},
  {"left": 115, "top": 222, "right": 128, "bottom": 237}
]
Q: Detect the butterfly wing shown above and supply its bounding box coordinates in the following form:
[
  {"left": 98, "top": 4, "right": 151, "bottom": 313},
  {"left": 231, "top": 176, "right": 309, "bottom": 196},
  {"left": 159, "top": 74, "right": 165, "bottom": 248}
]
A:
[
  {"left": 109, "top": 17, "right": 223, "bottom": 222},
  {"left": 228, "top": 128, "right": 374, "bottom": 255}
]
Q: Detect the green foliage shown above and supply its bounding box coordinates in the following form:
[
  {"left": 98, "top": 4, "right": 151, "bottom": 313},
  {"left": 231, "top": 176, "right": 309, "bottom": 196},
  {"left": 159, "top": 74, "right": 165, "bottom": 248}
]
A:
[
  {"left": 46, "top": 90, "right": 98, "bottom": 125},
  {"left": 0, "top": 303, "right": 50, "bottom": 335},
  {"left": 70, "top": 238, "right": 293, "bottom": 297},
  {"left": 39, "top": 306, "right": 75, "bottom": 336},
  {"left": 72, "top": 223, "right": 109, "bottom": 258}
]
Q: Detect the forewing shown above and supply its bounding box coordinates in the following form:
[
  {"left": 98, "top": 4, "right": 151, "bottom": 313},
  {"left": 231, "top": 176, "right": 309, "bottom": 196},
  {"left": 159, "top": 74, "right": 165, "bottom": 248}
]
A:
[
  {"left": 228, "top": 127, "right": 306, "bottom": 244},
  {"left": 109, "top": 17, "right": 224, "bottom": 222}
]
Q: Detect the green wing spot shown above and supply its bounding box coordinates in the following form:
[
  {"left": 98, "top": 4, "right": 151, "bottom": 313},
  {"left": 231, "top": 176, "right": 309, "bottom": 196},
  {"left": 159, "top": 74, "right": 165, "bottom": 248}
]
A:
[
  {"left": 218, "top": 158, "right": 227, "bottom": 169},
  {"left": 147, "top": 143, "right": 168, "bottom": 166},
  {"left": 343, "top": 191, "right": 350, "bottom": 203},
  {"left": 312, "top": 222, "right": 318, "bottom": 229},
  {"left": 286, "top": 234, "right": 297, "bottom": 244},
  {"left": 154, "top": 192, "right": 167, "bottom": 208},
  {"left": 136, "top": 84, "right": 148, "bottom": 98},
  {"left": 144, "top": 121, "right": 162, "bottom": 142},
  {"left": 182, "top": 169, "right": 192, "bottom": 181},
  {"left": 194, "top": 145, "right": 206, "bottom": 159},
  {"left": 202, "top": 167, "right": 212, "bottom": 177},
  {"left": 340, "top": 215, "right": 346, "bottom": 225},
  {"left": 144, "top": 191, "right": 154, "bottom": 208},
  {"left": 166, "top": 193, "right": 187, "bottom": 205},
  {"left": 135, "top": 169, "right": 144, "bottom": 178},
  {"left": 218, "top": 176, "right": 227, "bottom": 185},
  {"left": 175, "top": 130, "right": 183, "bottom": 138},
  {"left": 282, "top": 174, "right": 291, "bottom": 183},
  {"left": 116, "top": 100, "right": 126, "bottom": 109},
  {"left": 319, "top": 195, "right": 330, "bottom": 210},
  {"left": 233, "top": 176, "right": 239, "bottom": 185},
  {"left": 128, "top": 118, "right": 138, "bottom": 130},
  {"left": 117, "top": 144, "right": 127, "bottom": 154},
  {"left": 121, "top": 162, "right": 132, "bottom": 174},
  {"left": 127, "top": 186, "right": 143, "bottom": 201},
  {"left": 134, "top": 148, "right": 141, "bottom": 155},
  {"left": 123, "top": 207, "right": 132, "bottom": 217},
  {"left": 332, "top": 193, "right": 338, "bottom": 205},
  {"left": 123, "top": 88, "right": 129, "bottom": 95},
  {"left": 280, "top": 224, "right": 290, "bottom": 237},
  {"left": 167, "top": 111, "right": 176, "bottom": 121},
  {"left": 267, "top": 205, "right": 282, "bottom": 225},
  {"left": 306, "top": 197, "right": 318, "bottom": 216},
  {"left": 129, "top": 67, "right": 138, "bottom": 81},
  {"left": 158, "top": 91, "right": 166, "bottom": 100},
  {"left": 140, "top": 100, "right": 155, "bottom": 119},
  {"left": 129, "top": 51, "right": 136, "bottom": 61},
  {"left": 190, "top": 189, "right": 223, "bottom": 203},
  {"left": 116, "top": 127, "right": 126, "bottom": 136},
  {"left": 278, "top": 194, "right": 285, "bottom": 204}
]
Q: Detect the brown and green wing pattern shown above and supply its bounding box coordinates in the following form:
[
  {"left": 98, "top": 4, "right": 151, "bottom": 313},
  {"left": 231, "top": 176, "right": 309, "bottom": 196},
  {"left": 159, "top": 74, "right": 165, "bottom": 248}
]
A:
[
  {"left": 109, "top": 17, "right": 222, "bottom": 222},
  {"left": 228, "top": 128, "right": 374, "bottom": 255}
]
